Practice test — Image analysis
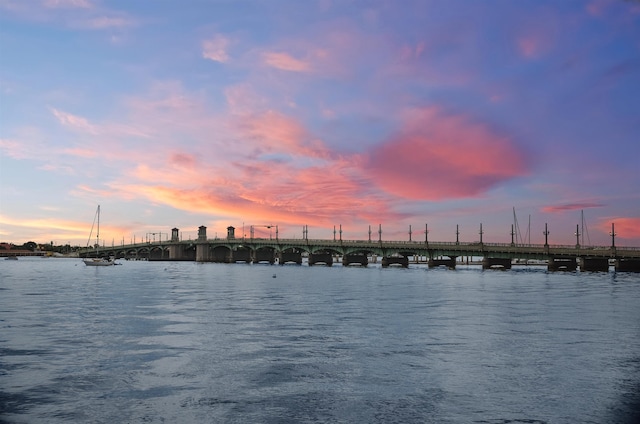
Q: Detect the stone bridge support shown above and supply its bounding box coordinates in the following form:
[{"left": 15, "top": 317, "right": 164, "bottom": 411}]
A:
[
  {"left": 615, "top": 259, "right": 640, "bottom": 272},
  {"left": 308, "top": 252, "right": 333, "bottom": 266},
  {"left": 279, "top": 251, "right": 302, "bottom": 265},
  {"left": 428, "top": 257, "right": 456, "bottom": 269},
  {"left": 548, "top": 257, "right": 577, "bottom": 271},
  {"left": 382, "top": 256, "right": 409, "bottom": 268},
  {"left": 579, "top": 257, "right": 609, "bottom": 272},
  {"left": 342, "top": 253, "right": 368, "bottom": 267},
  {"left": 169, "top": 244, "right": 184, "bottom": 260},
  {"left": 482, "top": 257, "right": 512, "bottom": 269},
  {"left": 252, "top": 249, "right": 275, "bottom": 264},
  {"left": 196, "top": 243, "right": 210, "bottom": 262},
  {"left": 232, "top": 248, "right": 252, "bottom": 263},
  {"left": 149, "top": 248, "right": 168, "bottom": 261}
]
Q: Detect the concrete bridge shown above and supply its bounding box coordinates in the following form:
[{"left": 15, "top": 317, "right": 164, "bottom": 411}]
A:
[{"left": 79, "top": 226, "right": 640, "bottom": 272}]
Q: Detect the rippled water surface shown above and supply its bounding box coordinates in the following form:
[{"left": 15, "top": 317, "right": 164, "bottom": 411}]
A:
[{"left": 1, "top": 258, "right": 640, "bottom": 423}]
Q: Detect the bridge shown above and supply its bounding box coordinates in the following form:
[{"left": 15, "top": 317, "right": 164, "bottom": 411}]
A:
[{"left": 79, "top": 226, "right": 640, "bottom": 272}]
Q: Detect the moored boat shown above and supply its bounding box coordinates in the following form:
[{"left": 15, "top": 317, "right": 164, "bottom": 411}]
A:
[{"left": 83, "top": 205, "right": 116, "bottom": 267}]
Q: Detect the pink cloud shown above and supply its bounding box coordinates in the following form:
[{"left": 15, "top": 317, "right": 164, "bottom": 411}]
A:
[
  {"left": 515, "top": 31, "right": 553, "bottom": 59},
  {"left": 233, "top": 110, "right": 331, "bottom": 159},
  {"left": 262, "top": 51, "right": 311, "bottom": 72},
  {"left": 517, "top": 37, "right": 540, "bottom": 58},
  {"left": 0, "top": 138, "right": 26, "bottom": 159},
  {"left": 51, "top": 108, "right": 97, "bottom": 134},
  {"left": 169, "top": 152, "right": 197, "bottom": 168},
  {"left": 62, "top": 147, "right": 97, "bottom": 158},
  {"left": 542, "top": 202, "right": 605, "bottom": 213},
  {"left": 364, "top": 107, "right": 529, "bottom": 200},
  {"left": 108, "top": 151, "right": 398, "bottom": 230},
  {"left": 597, "top": 217, "right": 640, "bottom": 240}
]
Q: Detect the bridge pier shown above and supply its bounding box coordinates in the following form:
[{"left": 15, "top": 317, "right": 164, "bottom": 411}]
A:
[
  {"left": 579, "top": 257, "right": 609, "bottom": 272},
  {"left": 169, "top": 244, "right": 185, "bottom": 260},
  {"left": 428, "top": 257, "right": 456, "bottom": 269},
  {"left": 615, "top": 258, "right": 640, "bottom": 272},
  {"left": 279, "top": 251, "right": 302, "bottom": 265},
  {"left": 548, "top": 257, "right": 577, "bottom": 271},
  {"left": 196, "top": 243, "right": 210, "bottom": 262},
  {"left": 232, "top": 248, "right": 252, "bottom": 263},
  {"left": 342, "top": 253, "right": 368, "bottom": 267},
  {"left": 252, "top": 249, "right": 275, "bottom": 264},
  {"left": 381, "top": 256, "right": 409, "bottom": 268},
  {"left": 482, "top": 257, "right": 512, "bottom": 269},
  {"left": 308, "top": 252, "right": 333, "bottom": 266}
]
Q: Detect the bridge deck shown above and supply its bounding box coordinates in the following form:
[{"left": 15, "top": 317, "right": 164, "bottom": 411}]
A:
[{"left": 80, "top": 238, "right": 640, "bottom": 260}]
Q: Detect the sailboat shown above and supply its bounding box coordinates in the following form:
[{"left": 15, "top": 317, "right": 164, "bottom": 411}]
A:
[{"left": 83, "top": 205, "right": 116, "bottom": 266}]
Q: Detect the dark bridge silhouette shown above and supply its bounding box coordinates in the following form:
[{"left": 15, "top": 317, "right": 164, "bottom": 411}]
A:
[{"left": 80, "top": 225, "right": 640, "bottom": 272}]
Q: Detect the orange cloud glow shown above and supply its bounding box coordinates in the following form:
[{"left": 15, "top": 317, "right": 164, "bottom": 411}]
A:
[
  {"left": 364, "top": 107, "right": 529, "bottom": 200},
  {"left": 0, "top": 213, "right": 130, "bottom": 244}
]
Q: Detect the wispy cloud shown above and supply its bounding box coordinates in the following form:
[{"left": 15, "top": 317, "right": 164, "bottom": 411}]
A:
[
  {"left": 262, "top": 51, "right": 311, "bottom": 72},
  {"left": 202, "top": 34, "right": 231, "bottom": 63},
  {"left": 0, "top": 0, "right": 133, "bottom": 30},
  {"left": 80, "top": 15, "right": 132, "bottom": 29},
  {"left": 542, "top": 202, "right": 606, "bottom": 213},
  {"left": 51, "top": 108, "right": 98, "bottom": 134}
]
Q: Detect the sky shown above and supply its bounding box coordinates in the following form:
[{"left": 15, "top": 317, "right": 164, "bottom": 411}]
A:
[{"left": 1, "top": 0, "right": 639, "bottom": 247}]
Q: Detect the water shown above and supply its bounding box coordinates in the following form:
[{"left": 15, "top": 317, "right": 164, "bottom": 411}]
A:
[{"left": 1, "top": 258, "right": 639, "bottom": 423}]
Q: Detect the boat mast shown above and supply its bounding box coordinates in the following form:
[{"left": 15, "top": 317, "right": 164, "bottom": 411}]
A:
[
  {"left": 513, "top": 207, "right": 523, "bottom": 246},
  {"left": 96, "top": 205, "right": 100, "bottom": 254}
]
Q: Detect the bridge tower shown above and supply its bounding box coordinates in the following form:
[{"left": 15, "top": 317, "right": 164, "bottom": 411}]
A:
[{"left": 198, "top": 226, "right": 207, "bottom": 241}]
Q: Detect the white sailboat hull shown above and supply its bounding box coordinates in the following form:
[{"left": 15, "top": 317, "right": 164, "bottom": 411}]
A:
[{"left": 83, "top": 258, "right": 115, "bottom": 266}]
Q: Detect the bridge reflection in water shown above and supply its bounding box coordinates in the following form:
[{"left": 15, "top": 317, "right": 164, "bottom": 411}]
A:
[{"left": 79, "top": 226, "right": 640, "bottom": 272}]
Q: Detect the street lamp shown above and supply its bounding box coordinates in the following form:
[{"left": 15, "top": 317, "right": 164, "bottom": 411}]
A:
[
  {"left": 610, "top": 223, "right": 616, "bottom": 249},
  {"left": 543, "top": 223, "right": 550, "bottom": 247}
]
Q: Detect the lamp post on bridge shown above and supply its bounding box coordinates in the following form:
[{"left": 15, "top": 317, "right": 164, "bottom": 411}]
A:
[
  {"left": 368, "top": 225, "right": 372, "bottom": 242},
  {"left": 575, "top": 224, "right": 581, "bottom": 249},
  {"left": 610, "top": 223, "right": 616, "bottom": 250},
  {"left": 479, "top": 223, "right": 483, "bottom": 245},
  {"left": 146, "top": 232, "right": 167, "bottom": 243},
  {"left": 378, "top": 224, "right": 382, "bottom": 243},
  {"left": 455, "top": 225, "right": 460, "bottom": 245},
  {"left": 249, "top": 225, "right": 275, "bottom": 240},
  {"left": 409, "top": 225, "right": 412, "bottom": 242},
  {"left": 425, "top": 223, "right": 429, "bottom": 248},
  {"left": 543, "top": 223, "right": 550, "bottom": 248}
]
